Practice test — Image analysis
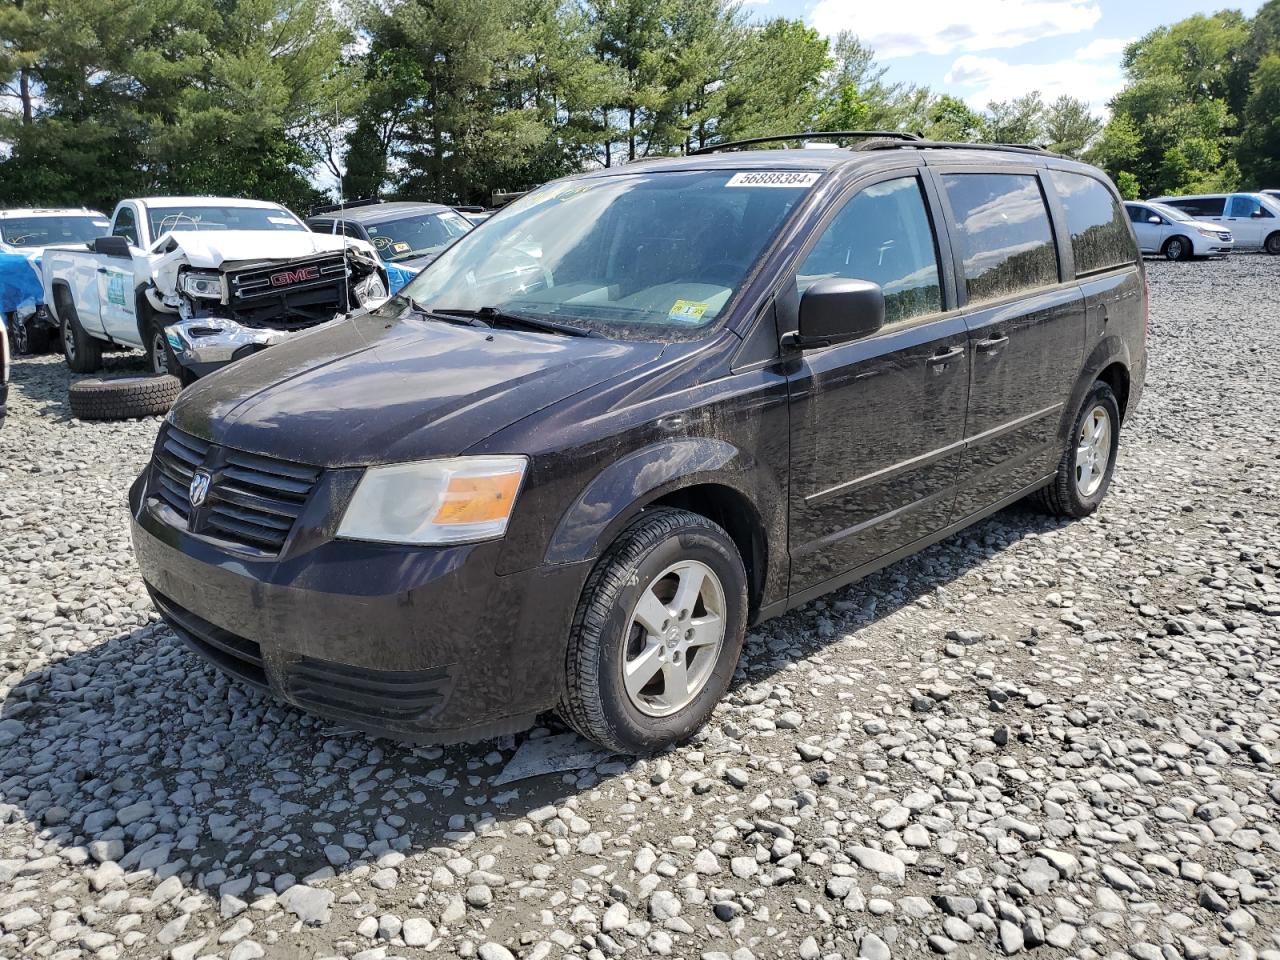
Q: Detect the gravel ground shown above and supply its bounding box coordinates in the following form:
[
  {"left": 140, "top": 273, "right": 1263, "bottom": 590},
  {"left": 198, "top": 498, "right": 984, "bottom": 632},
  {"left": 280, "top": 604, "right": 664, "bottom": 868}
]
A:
[{"left": 1, "top": 256, "right": 1278, "bottom": 960}]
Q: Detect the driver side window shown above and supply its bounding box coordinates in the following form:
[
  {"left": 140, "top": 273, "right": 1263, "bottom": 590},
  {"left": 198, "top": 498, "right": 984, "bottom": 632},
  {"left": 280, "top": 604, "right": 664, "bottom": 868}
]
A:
[
  {"left": 797, "top": 176, "right": 942, "bottom": 326},
  {"left": 112, "top": 207, "right": 139, "bottom": 246}
]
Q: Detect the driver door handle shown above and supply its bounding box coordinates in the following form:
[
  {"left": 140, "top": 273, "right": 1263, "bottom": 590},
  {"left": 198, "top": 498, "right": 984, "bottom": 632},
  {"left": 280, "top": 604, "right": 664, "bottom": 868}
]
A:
[
  {"left": 926, "top": 345, "right": 964, "bottom": 367},
  {"left": 976, "top": 333, "right": 1009, "bottom": 352}
]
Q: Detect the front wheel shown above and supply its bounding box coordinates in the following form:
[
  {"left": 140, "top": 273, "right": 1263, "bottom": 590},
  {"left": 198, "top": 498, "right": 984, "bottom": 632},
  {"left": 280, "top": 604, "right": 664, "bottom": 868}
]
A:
[
  {"left": 1265, "top": 232, "right": 1280, "bottom": 256},
  {"left": 1163, "top": 236, "right": 1190, "bottom": 261},
  {"left": 1035, "top": 381, "right": 1121, "bottom": 519},
  {"left": 145, "top": 320, "right": 171, "bottom": 376},
  {"left": 559, "top": 507, "right": 748, "bottom": 754}
]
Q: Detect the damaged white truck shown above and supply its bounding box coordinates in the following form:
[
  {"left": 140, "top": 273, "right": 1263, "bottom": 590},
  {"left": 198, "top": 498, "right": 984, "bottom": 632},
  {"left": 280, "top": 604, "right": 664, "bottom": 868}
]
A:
[{"left": 41, "top": 196, "right": 387, "bottom": 381}]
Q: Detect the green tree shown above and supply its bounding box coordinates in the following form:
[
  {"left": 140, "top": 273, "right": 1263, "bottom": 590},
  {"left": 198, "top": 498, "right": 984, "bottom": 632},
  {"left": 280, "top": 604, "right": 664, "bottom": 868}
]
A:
[
  {"left": 923, "top": 94, "right": 983, "bottom": 141},
  {"left": 1043, "top": 95, "right": 1102, "bottom": 157},
  {"left": 717, "top": 19, "right": 829, "bottom": 142},
  {"left": 1238, "top": 53, "right": 1280, "bottom": 186},
  {"left": 982, "top": 92, "right": 1045, "bottom": 144}
]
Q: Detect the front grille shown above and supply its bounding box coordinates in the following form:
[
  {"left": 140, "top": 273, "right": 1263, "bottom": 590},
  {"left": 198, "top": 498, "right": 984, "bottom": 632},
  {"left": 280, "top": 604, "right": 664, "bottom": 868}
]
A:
[
  {"left": 149, "top": 425, "right": 319, "bottom": 554},
  {"left": 225, "top": 253, "right": 352, "bottom": 331},
  {"left": 1217, "top": 231, "right": 1232, "bottom": 241}
]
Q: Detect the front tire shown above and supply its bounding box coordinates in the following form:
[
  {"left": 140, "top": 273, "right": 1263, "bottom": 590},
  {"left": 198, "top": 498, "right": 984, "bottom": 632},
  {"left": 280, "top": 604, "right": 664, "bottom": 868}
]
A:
[
  {"left": 559, "top": 508, "right": 748, "bottom": 754},
  {"left": 1265, "top": 232, "right": 1280, "bottom": 255},
  {"left": 1035, "top": 381, "right": 1121, "bottom": 519},
  {"left": 1163, "top": 236, "right": 1190, "bottom": 261},
  {"left": 145, "top": 319, "right": 171, "bottom": 376}
]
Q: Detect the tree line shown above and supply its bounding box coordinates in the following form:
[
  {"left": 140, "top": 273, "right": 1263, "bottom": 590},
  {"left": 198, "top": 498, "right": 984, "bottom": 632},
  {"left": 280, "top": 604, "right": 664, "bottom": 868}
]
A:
[{"left": 1, "top": 0, "right": 1277, "bottom": 214}]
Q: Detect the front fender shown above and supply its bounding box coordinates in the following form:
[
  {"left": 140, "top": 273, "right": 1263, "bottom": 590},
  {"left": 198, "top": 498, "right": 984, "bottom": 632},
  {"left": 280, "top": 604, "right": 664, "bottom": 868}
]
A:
[{"left": 544, "top": 437, "right": 748, "bottom": 565}]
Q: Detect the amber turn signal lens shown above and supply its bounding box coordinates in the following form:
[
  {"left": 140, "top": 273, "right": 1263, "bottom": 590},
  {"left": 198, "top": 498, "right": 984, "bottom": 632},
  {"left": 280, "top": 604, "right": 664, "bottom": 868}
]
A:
[{"left": 432, "top": 472, "right": 523, "bottom": 525}]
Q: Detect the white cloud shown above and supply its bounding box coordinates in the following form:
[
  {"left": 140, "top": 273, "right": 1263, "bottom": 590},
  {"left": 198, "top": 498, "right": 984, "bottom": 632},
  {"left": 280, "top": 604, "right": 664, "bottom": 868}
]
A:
[
  {"left": 1075, "top": 36, "right": 1132, "bottom": 61},
  {"left": 944, "top": 52, "right": 1125, "bottom": 112},
  {"left": 809, "top": 0, "right": 1102, "bottom": 59}
]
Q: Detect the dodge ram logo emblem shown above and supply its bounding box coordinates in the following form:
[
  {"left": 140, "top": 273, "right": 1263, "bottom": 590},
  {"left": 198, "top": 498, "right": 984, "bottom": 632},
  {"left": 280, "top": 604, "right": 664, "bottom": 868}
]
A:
[
  {"left": 269, "top": 265, "right": 320, "bottom": 287},
  {"left": 189, "top": 470, "right": 211, "bottom": 508}
]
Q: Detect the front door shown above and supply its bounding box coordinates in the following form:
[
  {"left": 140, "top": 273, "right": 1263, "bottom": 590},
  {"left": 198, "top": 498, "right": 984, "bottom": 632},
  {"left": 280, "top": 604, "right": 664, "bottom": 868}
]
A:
[
  {"left": 1127, "top": 204, "right": 1162, "bottom": 253},
  {"left": 96, "top": 259, "right": 137, "bottom": 342},
  {"left": 934, "top": 170, "right": 1087, "bottom": 517},
  {"left": 787, "top": 173, "right": 970, "bottom": 594},
  {"left": 1224, "top": 194, "right": 1273, "bottom": 249}
]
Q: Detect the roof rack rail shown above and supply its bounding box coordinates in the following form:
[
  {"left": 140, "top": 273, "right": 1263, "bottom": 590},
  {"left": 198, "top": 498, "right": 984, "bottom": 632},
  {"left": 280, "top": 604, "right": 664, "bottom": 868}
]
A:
[
  {"left": 854, "top": 139, "right": 1057, "bottom": 158},
  {"left": 308, "top": 196, "right": 384, "bottom": 217},
  {"left": 688, "top": 130, "right": 921, "bottom": 156}
]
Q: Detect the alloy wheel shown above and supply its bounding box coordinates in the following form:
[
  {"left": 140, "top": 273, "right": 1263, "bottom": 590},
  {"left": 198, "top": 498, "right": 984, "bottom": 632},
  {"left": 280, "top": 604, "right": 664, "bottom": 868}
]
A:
[
  {"left": 151, "top": 330, "right": 168, "bottom": 375},
  {"left": 1075, "top": 404, "right": 1112, "bottom": 497},
  {"left": 62, "top": 318, "right": 76, "bottom": 362},
  {"left": 623, "top": 559, "right": 727, "bottom": 718}
]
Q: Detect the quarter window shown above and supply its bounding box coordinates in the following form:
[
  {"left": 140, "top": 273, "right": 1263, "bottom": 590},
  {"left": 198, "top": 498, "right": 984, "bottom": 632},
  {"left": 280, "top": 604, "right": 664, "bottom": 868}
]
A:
[
  {"left": 1047, "top": 170, "right": 1136, "bottom": 276},
  {"left": 797, "top": 176, "right": 942, "bottom": 325},
  {"left": 942, "top": 173, "right": 1058, "bottom": 305},
  {"left": 1170, "top": 197, "right": 1224, "bottom": 218}
]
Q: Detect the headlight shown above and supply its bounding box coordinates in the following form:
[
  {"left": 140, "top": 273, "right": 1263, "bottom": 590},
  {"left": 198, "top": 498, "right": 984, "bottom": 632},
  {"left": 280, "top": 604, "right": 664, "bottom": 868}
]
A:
[
  {"left": 352, "top": 272, "right": 388, "bottom": 306},
  {"left": 180, "top": 271, "right": 225, "bottom": 300},
  {"left": 337, "top": 456, "right": 528, "bottom": 545},
  {"left": 1195, "top": 227, "right": 1220, "bottom": 239}
]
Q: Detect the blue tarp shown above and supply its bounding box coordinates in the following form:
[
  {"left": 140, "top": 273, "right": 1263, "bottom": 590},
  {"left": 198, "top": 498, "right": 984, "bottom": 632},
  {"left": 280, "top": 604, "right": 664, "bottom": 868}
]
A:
[
  {"left": 0, "top": 251, "right": 42, "bottom": 316},
  {"left": 385, "top": 261, "right": 416, "bottom": 295}
]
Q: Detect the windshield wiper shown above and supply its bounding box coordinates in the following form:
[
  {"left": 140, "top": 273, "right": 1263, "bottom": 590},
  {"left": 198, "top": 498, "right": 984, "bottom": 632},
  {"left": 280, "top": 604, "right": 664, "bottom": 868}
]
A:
[
  {"left": 436, "top": 306, "right": 602, "bottom": 338},
  {"left": 402, "top": 297, "right": 491, "bottom": 328}
]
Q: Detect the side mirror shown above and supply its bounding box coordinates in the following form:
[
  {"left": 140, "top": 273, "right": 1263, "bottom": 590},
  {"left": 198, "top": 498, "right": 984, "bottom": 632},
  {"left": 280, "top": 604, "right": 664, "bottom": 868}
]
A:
[
  {"left": 791, "top": 277, "right": 885, "bottom": 349},
  {"left": 1252, "top": 210, "right": 1264, "bottom": 218},
  {"left": 93, "top": 236, "right": 133, "bottom": 259},
  {"left": 1148, "top": 216, "right": 1161, "bottom": 224}
]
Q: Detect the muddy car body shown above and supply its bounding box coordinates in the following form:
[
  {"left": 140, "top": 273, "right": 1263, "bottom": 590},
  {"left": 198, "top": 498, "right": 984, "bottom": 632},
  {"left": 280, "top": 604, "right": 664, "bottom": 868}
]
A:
[{"left": 130, "top": 135, "right": 1147, "bottom": 752}]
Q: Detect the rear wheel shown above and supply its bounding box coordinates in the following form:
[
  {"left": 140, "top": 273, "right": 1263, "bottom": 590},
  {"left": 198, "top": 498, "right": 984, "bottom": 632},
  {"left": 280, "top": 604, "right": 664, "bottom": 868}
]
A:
[
  {"left": 1265, "top": 232, "right": 1280, "bottom": 255},
  {"left": 559, "top": 507, "right": 748, "bottom": 754},
  {"left": 1035, "top": 381, "right": 1121, "bottom": 519},
  {"left": 1163, "top": 236, "right": 1190, "bottom": 261},
  {"left": 59, "top": 298, "right": 102, "bottom": 373}
]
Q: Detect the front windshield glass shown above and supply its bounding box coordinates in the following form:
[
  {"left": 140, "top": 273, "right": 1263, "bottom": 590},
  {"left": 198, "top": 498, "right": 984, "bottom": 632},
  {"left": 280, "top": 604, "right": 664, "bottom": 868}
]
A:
[
  {"left": 1148, "top": 202, "right": 1191, "bottom": 222},
  {"left": 0, "top": 215, "right": 110, "bottom": 248},
  {"left": 392, "top": 169, "right": 817, "bottom": 338},
  {"left": 148, "top": 206, "right": 305, "bottom": 237},
  {"left": 364, "top": 211, "right": 473, "bottom": 262}
]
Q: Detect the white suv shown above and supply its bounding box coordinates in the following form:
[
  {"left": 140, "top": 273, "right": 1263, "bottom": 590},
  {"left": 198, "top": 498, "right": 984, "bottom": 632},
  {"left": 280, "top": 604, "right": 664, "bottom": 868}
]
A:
[
  {"left": 1124, "top": 201, "right": 1233, "bottom": 260},
  {"left": 1149, "top": 192, "right": 1280, "bottom": 254}
]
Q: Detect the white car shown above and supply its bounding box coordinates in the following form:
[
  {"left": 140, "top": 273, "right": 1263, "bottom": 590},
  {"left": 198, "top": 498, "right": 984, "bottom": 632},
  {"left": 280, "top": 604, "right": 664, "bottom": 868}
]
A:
[
  {"left": 1124, "top": 201, "right": 1234, "bottom": 261},
  {"left": 42, "top": 196, "right": 386, "bottom": 380},
  {"left": 1148, "top": 192, "right": 1280, "bottom": 255},
  {"left": 1, "top": 208, "right": 110, "bottom": 353}
]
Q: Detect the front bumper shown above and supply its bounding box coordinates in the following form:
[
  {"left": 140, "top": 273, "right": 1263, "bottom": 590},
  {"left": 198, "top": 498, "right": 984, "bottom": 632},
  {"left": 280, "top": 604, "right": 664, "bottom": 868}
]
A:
[
  {"left": 164, "top": 316, "right": 339, "bottom": 379},
  {"left": 129, "top": 471, "right": 590, "bottom": 743}
]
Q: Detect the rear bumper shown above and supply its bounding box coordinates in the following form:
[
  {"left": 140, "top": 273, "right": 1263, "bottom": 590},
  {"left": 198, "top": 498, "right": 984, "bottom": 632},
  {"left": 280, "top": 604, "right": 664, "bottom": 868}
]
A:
[{"left": 129, "top": 472, "right": 590, "bottom": 743}]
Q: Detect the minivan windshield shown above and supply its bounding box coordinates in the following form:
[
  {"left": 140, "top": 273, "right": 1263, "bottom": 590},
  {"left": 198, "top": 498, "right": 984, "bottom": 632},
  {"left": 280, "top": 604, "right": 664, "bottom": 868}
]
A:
[
  {"left": 1147, "top": 202, "right": 1193, "bottom": 222},
  {"left": 390, "top": 169, "right": 817, "bottom": 338}
]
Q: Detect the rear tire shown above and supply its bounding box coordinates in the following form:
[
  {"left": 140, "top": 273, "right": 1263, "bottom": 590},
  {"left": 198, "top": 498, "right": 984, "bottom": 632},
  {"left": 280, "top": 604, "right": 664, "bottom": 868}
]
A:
[
  {"left": 58, "top": 298, "right": 103, "bottom": 373},
  {"left": 1265, "top": 232, "right": 1280, "bottom": 255},
  {"left": 558, "top": 507, "right": 748, "bottom": 755},
  {"left": 68, "top": 375, "right": 181, "bottom": 421},
  {"left": 1163, "top": 236, "right": 1190, "bottom": 261},
  {"left": 1035, "top": 381, "right": 1121, "bottom": 519}
]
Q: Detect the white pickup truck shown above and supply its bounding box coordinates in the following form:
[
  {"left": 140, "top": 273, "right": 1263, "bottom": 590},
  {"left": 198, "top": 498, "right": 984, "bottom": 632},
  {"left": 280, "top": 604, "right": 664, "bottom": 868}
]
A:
[{"left": 42, "top": 196, "right": 387, "bottom": 379}]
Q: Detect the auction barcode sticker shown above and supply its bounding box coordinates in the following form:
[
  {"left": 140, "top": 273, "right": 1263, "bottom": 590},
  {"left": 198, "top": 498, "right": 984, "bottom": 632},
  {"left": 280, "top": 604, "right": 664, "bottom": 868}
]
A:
[{"left": 726, "top": 171, "right": 821, "bottom": 188}]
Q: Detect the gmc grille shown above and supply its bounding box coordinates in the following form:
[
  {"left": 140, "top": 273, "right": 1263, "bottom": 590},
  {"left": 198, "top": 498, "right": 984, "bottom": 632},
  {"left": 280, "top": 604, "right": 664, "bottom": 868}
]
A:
[
  {"left": 149, "top": 424, "right": 320, "bottom": 554},
  {"left": 224, "top": 253, "right": 353, "bottom": 331}
]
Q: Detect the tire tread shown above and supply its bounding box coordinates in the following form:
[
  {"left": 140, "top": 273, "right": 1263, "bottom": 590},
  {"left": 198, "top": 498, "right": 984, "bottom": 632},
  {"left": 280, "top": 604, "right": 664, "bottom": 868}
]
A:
[{"left": 68, "top": 375, "right": 182, "bottom": 421}]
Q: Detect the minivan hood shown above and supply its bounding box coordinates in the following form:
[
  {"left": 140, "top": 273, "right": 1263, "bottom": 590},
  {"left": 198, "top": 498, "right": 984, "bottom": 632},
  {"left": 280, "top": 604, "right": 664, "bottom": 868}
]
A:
[{"left": 170, "top": 311, "right": 665, "bottom": 467}]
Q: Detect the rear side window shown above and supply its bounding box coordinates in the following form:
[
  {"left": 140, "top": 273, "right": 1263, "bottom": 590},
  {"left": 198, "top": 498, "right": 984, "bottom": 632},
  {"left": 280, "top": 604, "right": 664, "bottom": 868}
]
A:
[
  {"left": 1228, "top": 195, "right": 1274, "bottom": 218},
  {"left": 1169, "top": 197, "right": 1224, "bottom": 218},
  {"left": 942, "top": 173, "right": 1058, "bottom": 305},
  {"left": 1047, "top": 170, "right": 1136, "bottom": 276},
  {"left": 797, "top": 176, "right": 942, "bottom": 325}
]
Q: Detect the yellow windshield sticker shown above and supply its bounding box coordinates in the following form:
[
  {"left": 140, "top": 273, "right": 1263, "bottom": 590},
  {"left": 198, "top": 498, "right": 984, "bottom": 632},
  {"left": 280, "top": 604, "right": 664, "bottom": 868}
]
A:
[
  {"left": 669, "top": 299, "right": 708, "bottom": 323},
  {"left": 392, "top": 241, "right": 410, "bottom": 253}
]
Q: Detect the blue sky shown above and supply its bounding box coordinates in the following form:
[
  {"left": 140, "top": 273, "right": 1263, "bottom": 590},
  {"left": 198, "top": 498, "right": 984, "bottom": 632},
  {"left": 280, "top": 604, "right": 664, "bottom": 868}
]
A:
[{"left": 749, "top": 0, "right": 1264, "bottom": 112}]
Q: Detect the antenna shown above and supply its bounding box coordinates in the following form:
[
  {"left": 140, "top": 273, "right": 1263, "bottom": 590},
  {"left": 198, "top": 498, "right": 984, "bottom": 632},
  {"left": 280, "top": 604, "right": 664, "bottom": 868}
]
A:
[{"left": 337, "top": 100, "right": 350, "bottom": 316}]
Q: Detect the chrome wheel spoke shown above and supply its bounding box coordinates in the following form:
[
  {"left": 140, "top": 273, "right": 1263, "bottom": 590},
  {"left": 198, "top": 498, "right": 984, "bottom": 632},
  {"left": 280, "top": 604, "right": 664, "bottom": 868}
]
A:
[
  {"left": 685, "top": 615, "right": 723, "bottom": 647},
  {"left": 670, "top": 565, "right": 706, "bottom": 618},
  {"left": 632, "top": 589, "right": 669, "bottom": 638},
  {"left": 624, "top": 640, "right": 665, "bottom": 699}
]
